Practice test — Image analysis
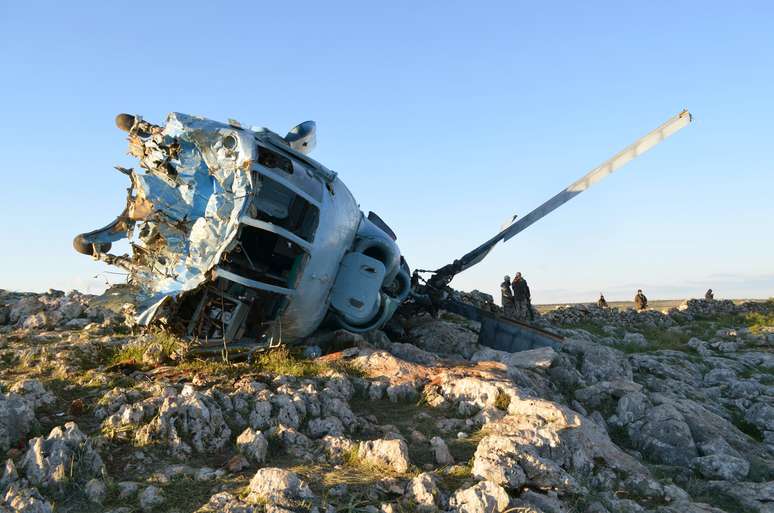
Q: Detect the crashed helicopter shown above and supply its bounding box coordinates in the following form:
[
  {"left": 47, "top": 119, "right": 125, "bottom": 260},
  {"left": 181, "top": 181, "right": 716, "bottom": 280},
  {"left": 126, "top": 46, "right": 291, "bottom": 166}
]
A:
[{"left": 74, "top": 110, "right": 692, "bottom": 355}]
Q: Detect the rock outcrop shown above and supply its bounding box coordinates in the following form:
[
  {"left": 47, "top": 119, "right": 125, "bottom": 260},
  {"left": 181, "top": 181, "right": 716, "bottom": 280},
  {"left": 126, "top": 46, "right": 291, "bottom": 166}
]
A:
[{"left": 0, "top": 288, "right": 772, "bottom": 513}]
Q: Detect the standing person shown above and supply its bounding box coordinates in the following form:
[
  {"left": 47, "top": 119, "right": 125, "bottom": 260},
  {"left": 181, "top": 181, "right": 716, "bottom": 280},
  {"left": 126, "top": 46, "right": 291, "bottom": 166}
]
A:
[
  {"left": 500, "top": 276, "right": 515, "bottom": 317},
  {"left": 597, "top": 293, "right": 608, "bottom": 308},
  {"left": 634, "top": 289, "right": 648, "bottom": 311},
  {"left": 705, "top": 289, "right": 714, "bottom": 300},
  {"left": 511, "top": 272, "right": 533, "bottom": 321}
]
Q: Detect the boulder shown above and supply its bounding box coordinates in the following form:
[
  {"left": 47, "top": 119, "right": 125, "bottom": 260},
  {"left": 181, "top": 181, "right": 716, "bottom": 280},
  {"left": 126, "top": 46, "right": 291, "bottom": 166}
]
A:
[
  {"left": 449, "top": 481, "right": 510, "bottom": 513},
  {"left": 10, "top": 380, "right": 54, "bottom": 409},
  {"left": 692, "top": 454, "right": 749, "bottom": 481},
  {"left": 0, "top": 391, "right": 36, "bottom": 454},
  {"left": 472, "top": 435, "right": 578, "bottom": 492},
  {"left": 246, "top": 468, "right": 313, "bottom": 505},
  {"left": 409, "top": 320, "right": 479, "bottom": 359},
  {"left": 430, "top": 436, "right": 454, "bottom": 466},
  {"left": 2, "top": 481, "right": 54, "bottom": 513},
  {"left": 84, "top": 478, "right": 106, "bottom": 504},
  {"left": 134, "top": 384, "right": 231, "bottom": 458},
  {"left": 404, "top": 472, "right": 440, "bottom": 510},
  {"left": 20, "top": 422, "right": 105, "bottom": 490},
  {"left": 9, "top": 297, "right": 44, "bottom": 325},
  {"left": 622, "top": 332, "right": 649, "bottom": 348},
  {"left": 139, "top": 485, "right": 164, "bottom": 512},
  {"left": 471, "top": 346, "right": 557, "bottom": 370},
  {"left": 236, "top": 428, "right": 268, "bottom": 465},
  {"left": 626, "top": 403, "right": 698, "bottom": 466},
  {"left": 358, "top": 439, "right": 410, "bottom": 473}
]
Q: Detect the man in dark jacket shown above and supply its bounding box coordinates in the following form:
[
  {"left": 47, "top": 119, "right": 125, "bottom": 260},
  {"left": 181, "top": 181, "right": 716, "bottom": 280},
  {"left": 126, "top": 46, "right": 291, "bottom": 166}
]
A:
[
  {"left": 705, "top": 289, "right": 714, "bottom": 300},
  {"left": 501, "top": 276, "right": 515, "bottom": 317},
  {"left": 511, "top": 272, "right": 533, "bottom": 320},
  {"left": 634, "top": 289, "right": 648, "bottom": 311}
]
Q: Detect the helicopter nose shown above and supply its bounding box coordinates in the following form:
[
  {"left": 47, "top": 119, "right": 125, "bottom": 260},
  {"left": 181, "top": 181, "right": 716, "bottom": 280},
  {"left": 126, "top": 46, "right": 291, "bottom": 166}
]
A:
[
  {"left": 115, "top": 113, "right": 136, "bottom": 132},
  {"left": 73, "top": 234, "right": 111, "bottom": 255}
]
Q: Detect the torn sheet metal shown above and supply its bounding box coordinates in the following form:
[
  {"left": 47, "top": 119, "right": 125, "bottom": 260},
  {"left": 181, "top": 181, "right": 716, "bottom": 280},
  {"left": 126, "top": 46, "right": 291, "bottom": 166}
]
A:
[{"left": 87, "top": 113, "right": 254, "bottom": 304}]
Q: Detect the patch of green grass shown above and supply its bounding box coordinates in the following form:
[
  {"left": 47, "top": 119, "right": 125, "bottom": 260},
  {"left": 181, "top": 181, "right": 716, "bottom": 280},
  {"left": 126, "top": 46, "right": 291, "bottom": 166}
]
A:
[
  {"left": 626, "top": 326, "right": 691, "bottom": 353},
  {"left": 446, "top": 428, "right": 487, "bottom": 464},
  {"left": 736, "top": 366, "right": 774, "bottom": 384},
  {"left": 685, "top": 480, "right": 751, "bottom": 513},
  {"left": 435, "top": 463, "right": 472, "bottom": 492},
  {"left": 560, "top": 321, "right": 607, "bottom": 338},
  {"left": 350, "top": 397, "right": 448, "bottom": 466},
  {"left": 606, "top": 423, "right": 631, "bottom": 449},
  {"left": 745, "top": 310, "right": 774, "bottom": 335},
  {"left": 730, "top": 411, "right": 764, "bottom": 442},
  {"left": 179, "top": 358, "right": 253, "bottom": 380},
  {"left": 283, "top": 451, "right": 413, "bottom": 504},
  {"left": 153, "top": 474, "right": 222, "bottom": 512},
  {"left": 252, "top": 346, "right": 325, "bottom": 376},
  {"left": 110, "top": 330, "right": 187, "bottom": 367},
  {"left": 252, "top": 346, "right": 363, "bottom": 378}
]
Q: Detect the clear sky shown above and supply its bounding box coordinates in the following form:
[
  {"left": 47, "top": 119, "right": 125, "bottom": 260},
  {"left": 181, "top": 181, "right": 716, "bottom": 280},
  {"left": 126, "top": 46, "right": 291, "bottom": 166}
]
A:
[{"left": 1, "top": 2, "right": 772, "bottom": 304}]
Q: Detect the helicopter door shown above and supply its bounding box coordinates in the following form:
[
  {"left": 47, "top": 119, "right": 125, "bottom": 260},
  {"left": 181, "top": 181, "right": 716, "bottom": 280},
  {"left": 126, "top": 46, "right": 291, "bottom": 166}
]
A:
[{"left": 330, "top": 253, "right": 385, "bottom": 326}]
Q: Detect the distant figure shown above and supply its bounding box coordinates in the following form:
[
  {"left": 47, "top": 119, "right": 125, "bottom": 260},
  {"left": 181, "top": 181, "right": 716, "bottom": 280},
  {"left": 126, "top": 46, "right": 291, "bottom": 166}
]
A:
[
  {"left": 634, "top": 289, "right": 648, "bottom": 311},
  {"left": 500, "top": 275, "right": 516, "bottom": 317},
  {"left": 705, "top": 288, "right": 714, "bottom": 300},
  {"left": 597, "top": 293, "right": 609, "bottom": 308},
  {"left": 411, "top": 270, "right": 420, "bottom": 289},
  {"left": 511, "top": 272, "right": 533, "bottom": 321}
]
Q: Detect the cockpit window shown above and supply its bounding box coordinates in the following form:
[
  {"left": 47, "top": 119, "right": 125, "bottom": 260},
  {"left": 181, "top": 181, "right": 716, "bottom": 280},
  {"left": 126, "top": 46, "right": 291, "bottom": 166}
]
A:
[
  {"left": 250, "top": 174, "right": 319, "bottom": 243},
  {"left": 257, "top": 145, "right": 293, "bottom": 174}
]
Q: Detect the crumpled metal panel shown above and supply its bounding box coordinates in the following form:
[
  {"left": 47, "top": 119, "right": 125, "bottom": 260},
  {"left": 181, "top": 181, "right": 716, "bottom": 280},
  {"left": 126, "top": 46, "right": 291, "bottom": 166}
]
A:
[{"left": 95, "top": 113, "right": 256, "bottom": 320}]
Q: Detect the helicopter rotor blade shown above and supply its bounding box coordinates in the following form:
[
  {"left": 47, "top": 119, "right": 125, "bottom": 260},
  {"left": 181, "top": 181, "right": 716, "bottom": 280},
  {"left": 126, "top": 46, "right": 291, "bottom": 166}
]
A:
[{"left": 443, "top": 109, "right": 693, "bottom": 276}]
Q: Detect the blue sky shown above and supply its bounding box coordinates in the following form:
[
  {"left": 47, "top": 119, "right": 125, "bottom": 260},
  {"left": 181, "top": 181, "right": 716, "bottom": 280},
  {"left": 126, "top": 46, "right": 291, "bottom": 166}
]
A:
[{"left": 1, "top": 2, "right": 772, "bottom": 303}]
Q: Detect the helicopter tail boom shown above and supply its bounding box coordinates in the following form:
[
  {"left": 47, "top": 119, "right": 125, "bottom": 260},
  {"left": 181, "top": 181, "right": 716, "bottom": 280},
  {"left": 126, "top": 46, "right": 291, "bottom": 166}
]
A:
[{"left": 446, "top": 109, "right": 693, "bottom": 277}]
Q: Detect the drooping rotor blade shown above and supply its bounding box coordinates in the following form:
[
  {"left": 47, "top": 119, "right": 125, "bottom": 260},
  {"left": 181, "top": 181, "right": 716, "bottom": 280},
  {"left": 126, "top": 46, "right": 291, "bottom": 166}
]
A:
[{"left": 445, "top": 109, "right": 693, "bottom": 275}]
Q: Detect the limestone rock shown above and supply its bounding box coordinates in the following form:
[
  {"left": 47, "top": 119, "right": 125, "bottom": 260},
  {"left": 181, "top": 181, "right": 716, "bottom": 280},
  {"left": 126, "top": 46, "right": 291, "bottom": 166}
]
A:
[
  {"left": 430, "top": 436, "right": 454, "bottom": 466},
  {"left": 472, "top": 435, "right": 578, "bottom": 492},
  {"left": 10, "top": 380, "right": 54, "bottom": 409},
  {"left": 622, "top": 332, "right": 649, "bottom": 348},
  {"left": 134, "top": 384, "right": 231, "bottom": 459},
  {"left": 0, "top": 391, "right": 36, "bottom": 454},
  {"left": 246, "top": 468, "right": 313, "bottom": 505},
  {"left": 625, "top": 403, "right": 698, "bottom": 466},
  {"left": 471, "top": 346, "right": 557, "bottom": 370},
  {"left": 692, "top": 454, "right": 749, "bottom": 481},
  {"left": 20, "top": 422, "right": 105, "bottom": 490},
  {"left": 236, "top": 428, "right": 268, "bottom": 465},
  {"left": 84, "top": 478, "right": 106, "bottom": 503},
  {"left": 1, "top": 481, "right": 54, "bottom": 513},
  {"left": 358, "top": 439, "right": 410, "bottom": 473},
  {"left": 449, "top": 481, "right": 510, "bottom": 513},
  {"left": 404, "top": 472, "right": 440, "bottom": 510},
  {"left": 139, "top": 485, "right": 164, "bottom": 512},
  {"left": 409, "top": 320, "right": 479, "bottom": 359}
]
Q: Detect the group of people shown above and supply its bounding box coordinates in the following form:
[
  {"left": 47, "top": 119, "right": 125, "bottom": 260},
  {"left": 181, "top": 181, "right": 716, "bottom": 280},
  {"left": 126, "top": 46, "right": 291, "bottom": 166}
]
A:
[
  {"left": 595, "top": 290, "right": 648, "bottom": 310},
  {"left": 500, "top": 272, "right": 534, "bottom": 321},
  {"left": 596, "top": 288, "right": 716, "bottom": 311},
  {"left": 499, "top": 272, "right": 718, "bottom": 318}
]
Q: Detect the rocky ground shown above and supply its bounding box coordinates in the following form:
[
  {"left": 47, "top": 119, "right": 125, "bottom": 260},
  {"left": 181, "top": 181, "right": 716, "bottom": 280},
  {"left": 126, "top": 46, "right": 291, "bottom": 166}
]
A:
[{"left": 1, "top": 288, "right": 773, "bottom": 513}]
